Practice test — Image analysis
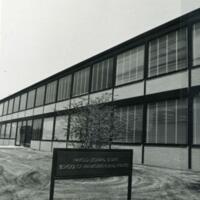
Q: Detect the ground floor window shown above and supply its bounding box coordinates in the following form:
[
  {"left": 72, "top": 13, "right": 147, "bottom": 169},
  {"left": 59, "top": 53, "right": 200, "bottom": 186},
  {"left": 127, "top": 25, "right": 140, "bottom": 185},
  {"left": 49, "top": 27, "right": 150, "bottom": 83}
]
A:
[
  {"left": 42, "top": 117, "right": 54, "bottom": 140},
  {"left": 114, "top": 105, "right": 143, "bottom": 143},
  {"left": 32, "top": 119, "right": 43, "bottom": 140},
  {"left": 10, "top": 122, "right": 17, "bottom": 139},
  {"left": 146, "top": 98, "right": 188, "bottom": 144},
  {"left": 54, "top": 115, "right": 68, "bottom": 140},
  {"left": 193, "top": 94, "right": 200, "bottom": 144}
]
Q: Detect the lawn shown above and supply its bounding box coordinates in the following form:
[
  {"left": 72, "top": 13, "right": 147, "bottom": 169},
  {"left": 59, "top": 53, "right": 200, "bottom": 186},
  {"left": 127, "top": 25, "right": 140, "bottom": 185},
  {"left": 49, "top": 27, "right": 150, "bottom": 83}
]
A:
[{"left": 0, "top": 147, "right": 199, "bottom": 200}]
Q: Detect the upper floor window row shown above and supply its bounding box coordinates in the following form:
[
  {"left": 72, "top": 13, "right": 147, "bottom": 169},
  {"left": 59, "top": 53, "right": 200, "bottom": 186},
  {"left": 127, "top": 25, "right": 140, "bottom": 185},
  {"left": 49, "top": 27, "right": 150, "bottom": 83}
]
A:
[{"left": 148, "top": 28, "right": 188, "bottom": 77}]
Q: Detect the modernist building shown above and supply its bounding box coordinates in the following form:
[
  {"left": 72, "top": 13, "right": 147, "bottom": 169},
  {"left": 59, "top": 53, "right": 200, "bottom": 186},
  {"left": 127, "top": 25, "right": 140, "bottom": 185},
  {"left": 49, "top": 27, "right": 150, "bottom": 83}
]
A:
[{"left": 0, "top": 9, "right": 200, "bottom": 170}]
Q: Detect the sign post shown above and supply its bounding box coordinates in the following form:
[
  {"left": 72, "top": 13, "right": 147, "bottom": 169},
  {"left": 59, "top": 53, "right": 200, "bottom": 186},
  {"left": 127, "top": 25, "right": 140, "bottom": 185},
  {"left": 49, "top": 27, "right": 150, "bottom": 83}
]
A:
[{"left": 49, "top": 148, "right": 133, "bottom": 200}]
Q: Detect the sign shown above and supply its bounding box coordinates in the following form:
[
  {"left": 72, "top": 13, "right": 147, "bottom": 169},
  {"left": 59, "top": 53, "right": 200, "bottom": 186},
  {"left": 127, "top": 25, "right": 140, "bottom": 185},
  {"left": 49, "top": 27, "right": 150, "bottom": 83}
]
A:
[{"left": 49, "top": 148, "right": 133, "bottom": 200}]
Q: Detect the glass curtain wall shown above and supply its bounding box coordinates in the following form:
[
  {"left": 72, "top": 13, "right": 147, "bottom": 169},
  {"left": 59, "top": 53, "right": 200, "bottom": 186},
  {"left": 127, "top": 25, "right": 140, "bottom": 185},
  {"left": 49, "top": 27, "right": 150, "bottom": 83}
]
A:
[
  {"left": 19, "top": 93, "right": 27, "bottom": 111},
  {"left": 35, "top": 86, "right": 45, "bottom": 107},
  {"left": 114, "top": 105, "right": 143, "bottom": 143},
  {"left": 45, "top": 81, "right": 57, "bottom": 104},
  {"left": 13, "top": 96, "right": 20, "bottom": 113},
  {"left": 27, "top": 90, "right": 36, "bottom": 109},
  {"left": 72, "top": 67, "right": 90, "bottom": 97},
  {"left": 57, "top": 75, "right": 71, "bottom": 101},
  {"left": 91, "top": 58, "right": 113, "bottom": 92},
  {"left": 116, "top": 45, "right": 144, "bottom": 86},
  {"left": 42, "top": 117, "right": 54, "bottom": 140},
  {"left": 54, "top": 115, "right": 68, "bottom": 140},
  {"left": 146, "top": 99, "right": 188, "bottom": 144},
  {"left": 32, "top": 119, "right": 43, "bottom": 140},
  {"left": 148, "top": 28, "right": 187, "bottom": 77},
  {"left": 193, "top": 94, "right": 200, "bottom": 144},
  {"left": 193, "top": 22, "right": 200, "bottom": 66}
]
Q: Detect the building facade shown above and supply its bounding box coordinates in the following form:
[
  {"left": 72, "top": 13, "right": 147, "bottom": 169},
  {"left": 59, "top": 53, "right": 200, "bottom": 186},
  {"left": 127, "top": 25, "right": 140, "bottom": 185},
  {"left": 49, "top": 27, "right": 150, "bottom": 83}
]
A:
[{"left": 0, "top": 9, "right": 200, "bottom": 170}]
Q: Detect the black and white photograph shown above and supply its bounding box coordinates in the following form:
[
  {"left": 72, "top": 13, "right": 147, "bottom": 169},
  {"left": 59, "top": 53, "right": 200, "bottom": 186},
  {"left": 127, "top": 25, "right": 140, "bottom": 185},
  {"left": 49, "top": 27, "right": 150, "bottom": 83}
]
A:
[{"left": 0, "top": 0, "right": 200, "bottom": 199}]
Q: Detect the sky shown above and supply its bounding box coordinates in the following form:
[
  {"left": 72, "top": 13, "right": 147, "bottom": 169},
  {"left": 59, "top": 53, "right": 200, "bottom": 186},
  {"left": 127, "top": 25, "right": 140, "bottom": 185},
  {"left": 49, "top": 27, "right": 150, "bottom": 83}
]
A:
[{"left": 0, "top": 0, "right": 200, "bottom": 100}]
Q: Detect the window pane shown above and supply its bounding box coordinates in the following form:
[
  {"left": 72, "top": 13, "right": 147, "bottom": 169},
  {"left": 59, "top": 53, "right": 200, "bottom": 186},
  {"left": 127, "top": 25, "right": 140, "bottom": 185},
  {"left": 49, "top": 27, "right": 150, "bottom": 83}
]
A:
[
  {"left": 148, "top": 28, "right": 187, "bottom": 77},
  {"left": 5, "top": 123, "right": 11, "bottom": 138},
  {"left": 35, "top": 86, "right": 45, "bottom": 107},
  {"left": 147, "top": 103, "right": 156, "bottom": 143},
  {"left": 13, "top": 96, "right": 20, "bottom": 112},
  {"left": 0, "top": 104, "right": 3, "bottom": 116},
  {"left": 193, "top": 23, "right": 200, "bottom": 66},
  {"left": 157, "top": 102, "right": 166, "bottom": 143},
  {"left": 10, "top": 122, "right": 17, "bottom": 139},
  {"left": 116, "top": 45, "right": 144, "bottom": 86},
  {"left": 16, "top": 121, "right": 22, "bottom": 145},
  {"left": 146, "top": 99, "right": 187, "bottom": 144},
  {"left": 19, "top": 93, "right": 27, "bottom": 111},
  {"left": 8, "top": 99, "right": 14, "bottom": 114},
  {"left": 45, "top": 81, "right": 57, "bottom": 104},
  {"left": 3, "top": 101, "right": 8, "bottom": 115},
  {"left": 114, "top": 105, "right": 143, "bottom": 143},
  {"left": 177, "top": 99, "right": 188, "bottom": 144},
  {"left": 42, "top": 117, "right": 54, "bottom": 140},
  {"left": 32, "top": 119, "right": 42, "bottom": 140},
  {"left": 54, "top": 115, "right": 68, "bottom": 140},
  {"left": 91, "top": 58, "right": 113, "bottom": 92},
  {"left": 149, "top": 40, "right": 158, "bottom": 77},
  {"left": 193, "top": 94, "right": 200, "bottom": 144},
  {"left": 57, "top": 75, "right": 71, "bottom": 101},
  {"left": 72, "top": 67, "right": 90, "bottom": 97},
  {"left": 177, "top": 28, "right": 187, "bottom": 69},
  {"left": 27, "top": 90, "right": 36, "bottom": 109},
  {"left": 167, "top": 100, "right": 176, "bottom": 144},
  {"left": 0, "top": 124, "right": 5, "bottom": 138}
]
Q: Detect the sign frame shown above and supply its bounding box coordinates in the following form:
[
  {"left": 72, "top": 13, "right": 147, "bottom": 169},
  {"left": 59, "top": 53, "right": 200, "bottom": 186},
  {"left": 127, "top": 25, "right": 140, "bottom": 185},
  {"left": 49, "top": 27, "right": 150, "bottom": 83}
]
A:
[{"left": 49, "top": 148, "right": 133, "bottom": 200}]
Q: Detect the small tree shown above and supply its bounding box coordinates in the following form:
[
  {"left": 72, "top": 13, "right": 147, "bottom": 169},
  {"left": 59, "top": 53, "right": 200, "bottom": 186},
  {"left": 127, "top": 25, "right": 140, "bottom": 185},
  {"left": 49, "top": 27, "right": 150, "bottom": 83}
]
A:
[{"left": 68, "top": 94, "right": 126, "bottom": 149}]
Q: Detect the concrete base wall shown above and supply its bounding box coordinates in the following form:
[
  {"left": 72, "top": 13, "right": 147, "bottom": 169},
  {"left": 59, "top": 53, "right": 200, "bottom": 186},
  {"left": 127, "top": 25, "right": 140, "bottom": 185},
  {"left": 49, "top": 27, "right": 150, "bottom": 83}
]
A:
[
  {"left": 0, "top": 139, "right": 4, "bottom": 145},
  {"left": 112, "top": 145, "right": 142, "bottom": 164},
  {"left": 52, "top": 142, "right": 66, "bottom": 150},
  {"left": 8, "top": 140, "right": 15, "bottom": 146},
  {"left": 192, "top": 148, "right": 200, "bottom": 171},
  {"left": 144, "top": 146, "right": 188, "bottom": 170},
  {"left": 40, "top": 141, "right": 52, "bottom": 151},
  {"left": 30, "top": 141, "right": 40, "bottom": 150}
]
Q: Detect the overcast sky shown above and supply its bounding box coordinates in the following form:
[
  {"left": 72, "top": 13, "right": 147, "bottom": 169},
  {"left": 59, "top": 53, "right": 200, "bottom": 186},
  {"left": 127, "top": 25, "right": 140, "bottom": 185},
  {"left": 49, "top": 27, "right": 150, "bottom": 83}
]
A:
[{"left": 0, "top": 0, "right": 200, "bottom": 100}]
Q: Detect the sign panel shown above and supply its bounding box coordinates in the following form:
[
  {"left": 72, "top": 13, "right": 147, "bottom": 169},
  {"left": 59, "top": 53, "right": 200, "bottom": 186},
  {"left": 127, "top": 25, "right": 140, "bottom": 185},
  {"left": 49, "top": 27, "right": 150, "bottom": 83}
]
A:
[{"left": 49, "top": 148, "right": 133, "bottom": 200}]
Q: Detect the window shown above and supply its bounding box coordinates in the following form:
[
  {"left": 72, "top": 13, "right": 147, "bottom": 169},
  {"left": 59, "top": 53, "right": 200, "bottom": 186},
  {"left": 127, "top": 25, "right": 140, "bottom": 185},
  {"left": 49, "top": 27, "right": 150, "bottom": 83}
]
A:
[
  {"left": 10, "top": 122, "right": 17, "bottom": 139},
  {"left": 54, "top": 115, "right": 68, "bottom": 140},
  {"left": 42, "top": 117, "right": 54, "bottom": 140},
  {"left": 19, "top": 93, "right": 27, "bottom": 111},
  {"left": 0, "top": 124, "right": 5, "bottom": 138},
  {"left": 148, "top": 28, "right": 187, "bottom": 77},
  {"left": 193, "top": 23, "right": 200, "bottom": 66},
  {"left": 0, "top": 104, "right": 3, "bottom": 116},
  {"left": 3, "top": 101, "right": 8, "bottom": 115},
  {"left": 8, "top": 99, "right": 14, "bottom": 114},
  {"left": 72, "top": 67, "right": 90, "bottom": 97},
  {"left": 69, "top": 114, "right": 86, "bottom": 141},
  {"left": 32, "top": 119, "right": 43, "bottom": 140},
  {"left": 5, "top": 123, "right": 11, "bottom": 138},
  {"left": 27, "top": 90, "right": 36, "bottom": 109},
  {"left": 91, "top": 58, "right": 113, "bottom": 92},
  {"left": 146, "top": 99, "right": 188, "bottom": 144},
  {"left": 114, "top": 105, "right": 143, "bottom": 143},
  {"left": 193, "top": 94, "right": 200, "bottom": 144},
  {"left": 45, "top": 81, "right": 57, "bottom": 104},
  {"left": 116, "top": 45, "right": 144, "bottom": 86},
  {"left": 13, "top": 96, "right": 20, "bottom": 113},
  {"left": 57, "top": 75, "right": 71, "bottom": 101},
  {"left": 16, "top": 121, "right": 22, "bottom": 145},
  {"left": 35, "top": 86, "right": 45, "bottom": 107}
]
